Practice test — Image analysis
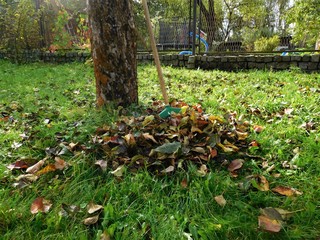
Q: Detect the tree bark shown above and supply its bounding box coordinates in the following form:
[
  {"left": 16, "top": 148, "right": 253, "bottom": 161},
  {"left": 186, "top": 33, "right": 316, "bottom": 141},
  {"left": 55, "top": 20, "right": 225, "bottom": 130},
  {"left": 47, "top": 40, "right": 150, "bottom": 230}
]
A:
[
  {"left": 197, "top": 0, "right": 216, "bottom": 49},
  {"left": 88, "top": 0, "right": 137, "bottom": 107}
]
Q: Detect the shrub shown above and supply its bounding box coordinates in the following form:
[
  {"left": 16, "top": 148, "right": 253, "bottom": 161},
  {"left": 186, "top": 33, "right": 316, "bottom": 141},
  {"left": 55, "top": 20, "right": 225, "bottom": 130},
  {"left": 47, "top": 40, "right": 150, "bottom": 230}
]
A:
[{"left": 254, "top": 35, "right": 280, "bottom": 52}]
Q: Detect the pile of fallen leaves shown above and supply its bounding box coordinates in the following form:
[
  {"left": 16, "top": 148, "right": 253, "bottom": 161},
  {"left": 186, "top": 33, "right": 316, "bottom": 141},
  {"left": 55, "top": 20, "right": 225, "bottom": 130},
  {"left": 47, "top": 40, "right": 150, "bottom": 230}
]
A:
[{"left": 92, "top": 101, "right": 256, "bottom": 175}]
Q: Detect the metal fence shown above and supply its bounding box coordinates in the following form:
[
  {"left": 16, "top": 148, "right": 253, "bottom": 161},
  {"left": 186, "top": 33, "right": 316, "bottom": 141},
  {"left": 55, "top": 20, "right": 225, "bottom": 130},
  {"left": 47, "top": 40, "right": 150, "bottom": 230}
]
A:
[{"left": 146, "top": 0, "right": 302, "bottom": 54}]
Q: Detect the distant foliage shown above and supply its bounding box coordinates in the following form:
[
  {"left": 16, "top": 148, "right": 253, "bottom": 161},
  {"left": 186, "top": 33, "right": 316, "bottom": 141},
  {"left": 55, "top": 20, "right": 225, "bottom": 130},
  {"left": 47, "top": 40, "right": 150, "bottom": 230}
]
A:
[
  {"left": 254, "top": 35, "right": 280, "bottom": 52},
  {"left": 286, "top": 0, "right": 320, "bottom": 48},
  {"left": 0, "top": 0, "right": 41, "bottom": 50}
]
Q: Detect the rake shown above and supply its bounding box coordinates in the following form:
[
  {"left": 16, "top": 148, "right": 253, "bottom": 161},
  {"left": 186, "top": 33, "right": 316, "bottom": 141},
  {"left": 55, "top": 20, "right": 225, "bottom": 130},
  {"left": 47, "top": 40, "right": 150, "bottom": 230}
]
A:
[{"left": 142, "top": 0, "right": 181, "bottom": 118}]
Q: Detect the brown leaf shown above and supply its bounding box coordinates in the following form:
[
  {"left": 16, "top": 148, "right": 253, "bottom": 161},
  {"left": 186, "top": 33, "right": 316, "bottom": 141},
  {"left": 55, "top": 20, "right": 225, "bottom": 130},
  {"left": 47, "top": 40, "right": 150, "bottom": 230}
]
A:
[
  {"left": 253, "top": 125, "right": 264, "bottom": 133},
  {"left": 83, "top": 214, "right": 100, "bottom": 225},
  {"left": 30, "top": 197, "right": 52, "bottom": 214},
  {"left": 87, "top": 202, "right": 103, "bottom": 214},
  {"left": 7, "top": 160, "right": 29, "bottom": 170},
  {"left": 95, "top": 160, "right": 108, "bottom": 172},
  {"left": 272, "top": 186, "right": 302, "bottom": 196},
  {"left": 258, "top": 215, "right": 282, "bottom": 233},
  {"left": 249, "top": 140, "right": 260, "bottom": 147},
  {"left": 26, "top": 160, "right": 45, "bottom": 174},
  {"left": 228, "top": 159, "right": 244, "bottom": 172},
  {"left": 181, "top": 178, "right": 188, "bottom": 188},
  {"left": 214, "top": 195, "right": 227, "bottom": 207},
  {"left": 210, "top": 148, "right": 218, "bottom": 158},
  {"left": 142, "top": 133, "right": 158, "bottom": 143},
  {"left": 236, "top": 130, "right": 249, "bottom": 140},
  {"left": 54, "top": 157, "right": 67, "bottom": 170},
  {"left": 124, "top": 133, "right": 136, "bottom": 146},
  {"left": 252, "top": 175, "right": 270, "bottom": 191}
]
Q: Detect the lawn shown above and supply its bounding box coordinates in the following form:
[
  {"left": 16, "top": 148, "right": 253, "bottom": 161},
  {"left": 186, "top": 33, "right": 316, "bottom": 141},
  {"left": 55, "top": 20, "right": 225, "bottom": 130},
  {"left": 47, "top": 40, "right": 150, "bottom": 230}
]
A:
[{"left": 0, "top": 60, "right": 319, "bottom": 239}]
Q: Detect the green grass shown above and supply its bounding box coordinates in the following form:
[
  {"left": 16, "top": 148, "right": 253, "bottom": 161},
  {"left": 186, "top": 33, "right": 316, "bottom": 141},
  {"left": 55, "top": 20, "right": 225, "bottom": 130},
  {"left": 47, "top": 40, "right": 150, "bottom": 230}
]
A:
[{"left": 0, "top": 61, "right": 319, "bottom": 239}]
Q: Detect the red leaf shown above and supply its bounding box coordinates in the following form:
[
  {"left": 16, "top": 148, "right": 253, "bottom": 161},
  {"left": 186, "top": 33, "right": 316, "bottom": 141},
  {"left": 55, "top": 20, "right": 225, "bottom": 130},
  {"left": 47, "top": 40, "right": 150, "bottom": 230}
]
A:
[
  {"left": 7, "top": 160, "right": 29, "bottom": 170},
  {"left": 30, "top": 197, "right": 52, "bottom": 214}
]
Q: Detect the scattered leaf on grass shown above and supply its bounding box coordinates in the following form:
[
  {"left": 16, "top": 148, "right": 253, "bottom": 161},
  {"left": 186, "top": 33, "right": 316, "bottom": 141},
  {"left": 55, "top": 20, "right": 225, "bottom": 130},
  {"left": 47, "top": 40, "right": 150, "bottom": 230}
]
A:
[
  {"left": 161, "top": 165, "right": 175, "bottom": 173},
  {"left": 251, "top": 175, "right": 269, "bottom": 191},
  {"left": 110, "top": 165, "right": 125, "bottom": 177},
  {"left": 35, "top": 164, "right": 56, "bottom": 176},
  {"left": 87, "top": 202, "right": 103, "bottom": 214},
  {"left": 181, "top": 178, "right": 188, "bottom": 188},
  {"left": 30, "top": 197, "right": 52, "bottom": 214},
  {"left": 7, "top": 160, "right": 30, "bottom": 170},
  {"left": 15, "top": 174, "right": 38, "bottom": 182},
  {"left": 95, "top": 160, "right": 108, "bottom": 172},
  {"left": 253, "top": 125, "right": 264, "bottom": 133},
  {"left": 272, "top": 186, "right": 302, "bottom": 196},
  {"left": 54, "top": 157, "right": 67, "bottom": 170},
  {"left": 26, "top": 160, "right": 45, "bottom": 174},
  {"left": 258, "top": 215, "right": 282, "bottom": 233},
  {"left": 197, "top": 164, "right": 208, "bottom": 176},
  {"left": 214, "top": 195, "right": 227, "bottom": 207},
  {"left": 83, "top": 214, "right": 100, "bottom": 225},
  {"left": 100, "top": 231, "right": 111, "bottom": 240},
  {"left": 228, "top": 159, "right": 244, "bottom": 172},
  {"left": 260, "top": 207, "right": 283, "bottom": 221}
]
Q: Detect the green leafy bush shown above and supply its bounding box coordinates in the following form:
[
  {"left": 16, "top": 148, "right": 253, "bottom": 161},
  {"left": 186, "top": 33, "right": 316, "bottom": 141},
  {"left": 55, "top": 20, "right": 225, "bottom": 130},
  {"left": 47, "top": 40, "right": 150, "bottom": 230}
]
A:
[{"left": 254, "top": 35, "right": 280, "bottom": 52}]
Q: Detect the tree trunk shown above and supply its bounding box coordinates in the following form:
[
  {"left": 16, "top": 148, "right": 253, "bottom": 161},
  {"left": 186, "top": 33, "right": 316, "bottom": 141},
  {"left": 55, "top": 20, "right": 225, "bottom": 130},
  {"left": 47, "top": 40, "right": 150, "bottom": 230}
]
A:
[
  {"left": 88, "top": 0, "right": 137, "bottom": 107},
  {"left": 197, "top": 0, "right": 216, "bottom": 49}
]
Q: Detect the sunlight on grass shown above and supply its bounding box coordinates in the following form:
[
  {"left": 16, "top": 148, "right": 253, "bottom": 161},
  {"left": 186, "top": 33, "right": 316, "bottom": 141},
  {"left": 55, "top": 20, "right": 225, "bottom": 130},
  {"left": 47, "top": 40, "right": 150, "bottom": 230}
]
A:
[{"left": 0, "top": 61, "right": 319, "bottom": 239}]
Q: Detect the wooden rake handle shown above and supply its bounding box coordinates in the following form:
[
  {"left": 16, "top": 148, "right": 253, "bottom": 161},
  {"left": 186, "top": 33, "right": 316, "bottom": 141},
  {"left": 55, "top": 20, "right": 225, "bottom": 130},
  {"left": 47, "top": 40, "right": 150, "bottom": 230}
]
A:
[{"left": 142, "top": 0, "right": 169, "bottom": 105}]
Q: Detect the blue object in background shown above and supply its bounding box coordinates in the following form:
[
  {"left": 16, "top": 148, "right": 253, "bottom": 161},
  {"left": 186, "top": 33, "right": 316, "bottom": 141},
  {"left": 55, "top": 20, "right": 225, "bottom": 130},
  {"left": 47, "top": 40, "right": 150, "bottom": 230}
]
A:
[{"left": 179, "top": 32, "right": 209, "bottom": 55}]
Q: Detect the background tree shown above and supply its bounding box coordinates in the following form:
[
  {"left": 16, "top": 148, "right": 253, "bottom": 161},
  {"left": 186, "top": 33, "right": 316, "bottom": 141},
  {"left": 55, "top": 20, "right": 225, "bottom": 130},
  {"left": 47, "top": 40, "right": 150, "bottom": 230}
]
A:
[
  {"left": 88, "top": 0, "right": 138, "bottom": 107},
  {"left": 286, "top": 0, "right": 320, "bottom": 48}
]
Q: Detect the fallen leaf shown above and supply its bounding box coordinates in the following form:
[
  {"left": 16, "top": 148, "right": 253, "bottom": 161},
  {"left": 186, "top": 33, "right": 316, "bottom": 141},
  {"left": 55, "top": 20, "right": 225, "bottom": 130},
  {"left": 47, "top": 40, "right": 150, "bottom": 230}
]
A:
[
  {"left": 181, "top": 178, "right": 188, "bottom": 188},
  {"left": 161, "top": 165, "right": 175, "bottom": 173},
  {"left": 260, "top": 207, "right": 283, "bottom": 221},
  {"left": 26, "top": 160, "right": 45, "bottom": 174},
  {"left": 197, "top": 164, "right": 208, "bottom": 176},
  {"left": 142, "top": 115, "right": 155, "bottom": 126},
  {"left": 54, "top": 157, "right": 67, "bottom": 170},
  {"left": 30, "top": 197, "right": 52, "bottom": 214},
  {"left": 214, "top": 195, "right": 227, "bottom": 207},
  {"left": 272, "top": 186, "right": 302, "bottom": 196},
  {"left": 253, "top": 125, "right": 264, "bottom": 133},
  {"left": 100, "top": 231, "right": 111, "bottom": 240},
  {"left": 124, "top": 133, "right": 136, "bottom": 146},
  {"left": 35, "top": 164, "right": 56, "bottom": 176},
  {"left": 228, "top": 159, "right": 244, "bottom": 172},
  {"left": 83, "top": 214, "right": 100, "bottom": 225},
  {"left": 142, "top": 133, "right": 158, "bottom": 143},
  {"left": 15, "top": 174, "right": 38, "bottom": 182},
  {"left": 284, "top": 108, "right": 294, "bottom": 115},
  {"left": 7, "top": 160, "right": 29, "bottom": 170},
  {"left": 155, "top": 142, "right": 181, "bottom": 154},
  {"left": 110, "top": 165, "right": 125, "bottom": 177},
  {"left": 95, "top": 160, "right": 108, "bottom": 172},
  {"left": 258, "top": 215, "right": 282, "bottom": 233},
  {"left": 87, "top": 202, "right": 103, "bottom": 214},
  {"left": 251, "top": 175, "right": 269, "bottom": 191}
]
